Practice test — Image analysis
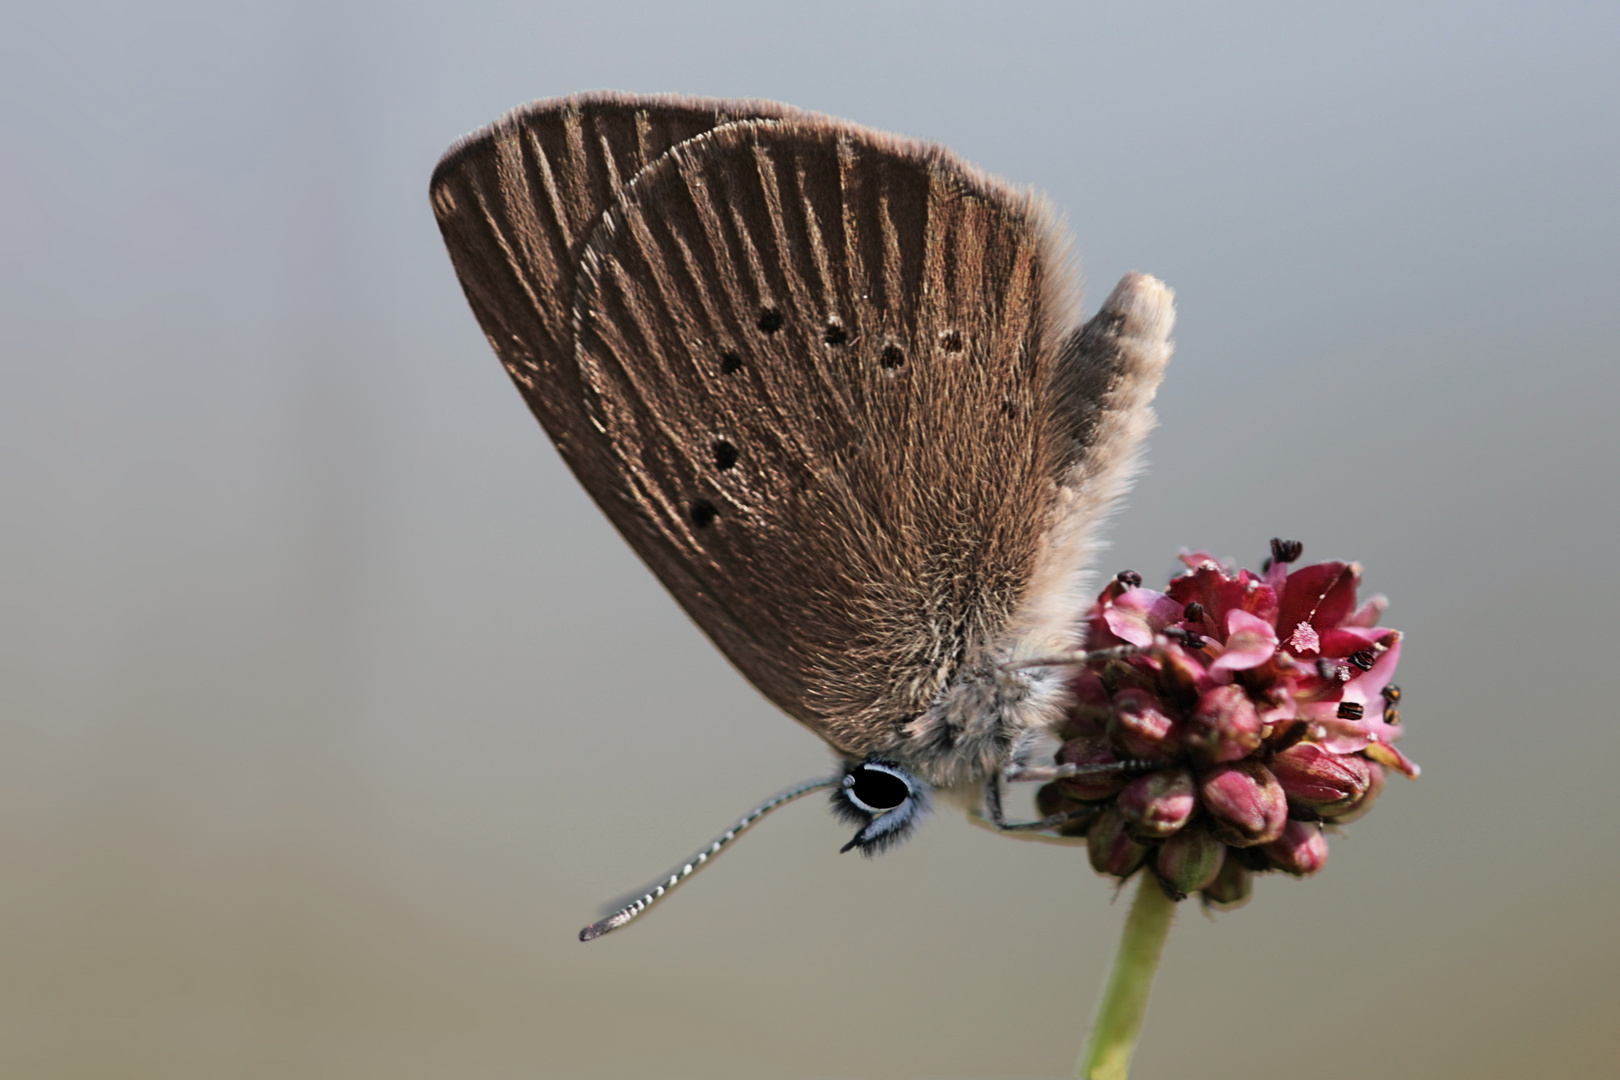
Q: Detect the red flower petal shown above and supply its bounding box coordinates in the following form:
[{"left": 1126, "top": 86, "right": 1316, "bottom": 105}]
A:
[
  {"left": 1277, "top": 561, "right": 1361, "bottom": 638},
  {"left": 1168, "top": 564, "right": 1279, "bottom": 640},
  {"left": 1317, "top": 625, "right": 1385, "bottom": 658},
  {"left": 1347, "top": 594, "right": 1388, "bottom": 628},
  {"left": 1103, "top": 587, "right": 1182, "bottom": 648},
  {"left": 1321, "top": 632, "right": 1406, "bottom": 753},
  {"left": 1178, "top": 550, "right": 1226, "bottom": 571},
  {"left": 1364, "top": 738, "right": 1422, "bottom": 779},
  {"left": 1212, "top": 609, "right": 1279, "bottom": 672},
  {"left": 1339, "top": 632, "right": 1402, "bottom": 708}
]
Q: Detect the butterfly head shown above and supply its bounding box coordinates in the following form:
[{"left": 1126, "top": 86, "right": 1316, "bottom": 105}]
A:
[{"left": 830, "top": 759, "right": 932, "bottom": 855}]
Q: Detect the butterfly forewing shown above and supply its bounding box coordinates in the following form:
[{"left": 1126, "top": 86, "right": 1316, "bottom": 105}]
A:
[
  {"left": 570, "top": 117, "right": 1080, "bottom": 757},
  {"left": 429, "top": 92, "right": 805, "bottom": 473}
]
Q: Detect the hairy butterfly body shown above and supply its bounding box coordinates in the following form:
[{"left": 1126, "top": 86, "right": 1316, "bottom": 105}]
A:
[{"left": 430, "top": 92, "right": 1174, "bottom": 935}]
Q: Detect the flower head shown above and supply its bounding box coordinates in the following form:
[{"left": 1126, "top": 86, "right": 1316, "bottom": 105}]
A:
[{"left": 1041, "top": 540, "right": 1416, "bottom": 905}]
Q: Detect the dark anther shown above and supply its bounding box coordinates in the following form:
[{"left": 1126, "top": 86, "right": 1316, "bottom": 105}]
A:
[
  {"left": 712, "top": 439, "right": 738, "bottom": 471},
  {"left": 719, "top": 351, "right": 743, "bottom": 375},
  {"left": 757, "top": 307, "right": 784, "bottom": 334},
  {"left": 1116, "top": 570, "right": 1142, "bottom": 588},
  {"left": 1336, "top": 701, "right": 1365, "bottom": 720},
  {"left": 689, "top": 499, "right": 718, "bottom": 528},
  {"left": 1183, "top": 601, "right": 1205, "bottom": 622},
  {"left": 880, "top": 343, "right": 905, "bottom": 369},
  {"left": 1383, "top": 705, "right": 1402, "bottom": 725},
  {"left": 1381, "top": 684, "right": 1402, "bottom": 704},
  {"left": 938, "top": 329, "right": 963, "bottom": 352},
  {"left": 1270, "top": 538, "right": 1304, "bottom": 564},
  {"left": 1165, "top": 626, "right": 1204, "bottom": 649},
  {"left": 823, "top": 320, "right": 848, "bottom": 346},
  {"left": 1348, "top": 650, "right": 1376, "bottom": 671}
]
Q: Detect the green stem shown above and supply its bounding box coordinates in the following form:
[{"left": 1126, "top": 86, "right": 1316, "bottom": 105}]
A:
[{"left": 1077, "top": 872, "right": 1177, "bottom": 1080}]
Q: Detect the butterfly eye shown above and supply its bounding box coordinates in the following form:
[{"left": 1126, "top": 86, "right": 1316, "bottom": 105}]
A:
[
  {"left": 831, "top": 761, "right": 931, "bottom": 854},
  {"left": 848, "top": 765, "right": 909, "bottom": 812}
]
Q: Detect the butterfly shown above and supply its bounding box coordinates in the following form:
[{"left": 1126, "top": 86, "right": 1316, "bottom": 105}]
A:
[{"left": 429, "top": 91, "right": 1174, "bottom": 938}]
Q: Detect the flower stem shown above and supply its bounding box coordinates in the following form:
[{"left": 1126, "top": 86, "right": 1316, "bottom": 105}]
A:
[{"left": 1077, "top": 872, "right": 1177, "bottom": 1080}]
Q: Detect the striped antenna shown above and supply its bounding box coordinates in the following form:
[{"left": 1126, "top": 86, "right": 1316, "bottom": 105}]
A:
[{"left": 579, "top": 776, "right": 839, "bottom": 941}]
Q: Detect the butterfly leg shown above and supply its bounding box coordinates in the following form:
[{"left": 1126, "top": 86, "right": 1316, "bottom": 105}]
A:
[
  {"left": 1002, "top": 757, "right": 1161, "bottom": 784},
  {"left": 979, "top": 773, "right": 1096, "bottom": 833},
  {"left": 1002, "top": 761, "right": 1080, "bottom": 784},
  {"left": 1001, "top": 643, "right": 1148, "bottom": 672}
]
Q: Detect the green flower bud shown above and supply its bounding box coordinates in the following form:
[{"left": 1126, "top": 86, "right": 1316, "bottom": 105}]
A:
[
  {"left": 1087, "top": 804, "right": 1150, "bottom": 879},
  {"left": 1200, "top": 853, "right": 1253, "bottom": 910},
  {"left": 1155, "top": 821, "right": 1225, "bottom": 898}
]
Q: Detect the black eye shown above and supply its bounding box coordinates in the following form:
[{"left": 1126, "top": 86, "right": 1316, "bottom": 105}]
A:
[{"left": 851, "top": 766, "right": 909, "bottom": 812}]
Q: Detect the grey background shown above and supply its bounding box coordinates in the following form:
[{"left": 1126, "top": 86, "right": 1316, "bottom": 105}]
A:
[{"left": 4, "top": 2, "right": 1616, "bottom": 1077}]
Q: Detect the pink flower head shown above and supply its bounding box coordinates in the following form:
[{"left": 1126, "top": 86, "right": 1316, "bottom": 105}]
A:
[{"left": 1038, "top": 539, "right": 1418, "bottom": 905}]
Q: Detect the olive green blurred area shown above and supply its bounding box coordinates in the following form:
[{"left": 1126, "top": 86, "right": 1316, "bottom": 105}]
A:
[{"left": 4, "top": 3, "right": 1617, "bottom": 1077}]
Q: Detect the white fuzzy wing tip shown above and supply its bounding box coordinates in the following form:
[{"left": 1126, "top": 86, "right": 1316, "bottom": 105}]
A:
[{"left": 1100, "top": 272, "right": 1176, "bottom": 348}]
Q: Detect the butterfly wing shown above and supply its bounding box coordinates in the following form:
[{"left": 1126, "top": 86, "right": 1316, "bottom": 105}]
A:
[
  {"left": 430, "top": 92, "right": 805, "bottom": 473},
  {"left": 433, "top": 97, "right": 1172, "bottom": 763},
  {"left": 570, "top": 116, "right": 1088, "bottom": 758}
]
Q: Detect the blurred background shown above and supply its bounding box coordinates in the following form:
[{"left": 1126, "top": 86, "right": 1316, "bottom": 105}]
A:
[{"left": 3, "top": 2, "right": 1616, "bottom": 1077}]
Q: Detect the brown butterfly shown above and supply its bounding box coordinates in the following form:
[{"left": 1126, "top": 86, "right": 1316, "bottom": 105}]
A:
[{"left": 430, "top": 92, "right": 1174, "bottom": 938}]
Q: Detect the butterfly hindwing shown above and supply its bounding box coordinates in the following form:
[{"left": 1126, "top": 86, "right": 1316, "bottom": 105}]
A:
[{"left": 571, "top": 117, "right": 1078, "bottom": 756}]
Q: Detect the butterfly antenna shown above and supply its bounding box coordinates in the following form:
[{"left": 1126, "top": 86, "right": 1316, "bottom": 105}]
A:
[{"left": 579, "top": 776, "right": 839, "bottom": 942}]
